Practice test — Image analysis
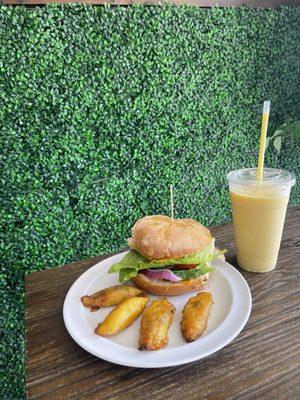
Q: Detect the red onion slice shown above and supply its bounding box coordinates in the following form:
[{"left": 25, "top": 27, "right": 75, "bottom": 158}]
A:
[{"left": 141, "top": 268, "right": 182, "bottom": 282}]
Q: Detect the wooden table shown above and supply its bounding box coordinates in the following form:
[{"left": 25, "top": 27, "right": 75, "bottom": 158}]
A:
[{"left": 25, "top": 206, "right": 300, "bottom": 400}]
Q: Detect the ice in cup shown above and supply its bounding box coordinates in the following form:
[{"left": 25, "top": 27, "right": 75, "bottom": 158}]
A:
[{"left": 227, "top": 168, "right": 295, "bottom": 273}]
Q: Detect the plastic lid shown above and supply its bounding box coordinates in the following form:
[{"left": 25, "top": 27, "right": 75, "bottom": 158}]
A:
[{"left": 227, "top": 168, "right": 296, "bottom": 194}]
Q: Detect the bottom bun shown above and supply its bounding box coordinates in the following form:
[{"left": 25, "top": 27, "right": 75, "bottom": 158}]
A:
[{"left": 131, "top": 273, "right": 210, "bottom": 296}]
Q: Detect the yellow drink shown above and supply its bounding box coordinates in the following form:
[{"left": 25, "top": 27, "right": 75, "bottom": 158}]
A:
[
  {"left": 227, "top": 168, "right": 295, "bottom": 273},
  {"left": 230, "top": 190, "right": 289, "bottom": 272}
]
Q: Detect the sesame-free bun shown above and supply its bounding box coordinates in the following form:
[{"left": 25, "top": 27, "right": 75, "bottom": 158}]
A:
[
  {"left": 128, "top": 215, "right": 212, "bottom": 260},
  {"left": 131, "top": 272, "right": 210, "bottom": 296}
]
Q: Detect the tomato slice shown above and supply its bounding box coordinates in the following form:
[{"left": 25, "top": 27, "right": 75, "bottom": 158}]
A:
[{"left": 172, "top": 264, "right": 197, "bottom": 270}]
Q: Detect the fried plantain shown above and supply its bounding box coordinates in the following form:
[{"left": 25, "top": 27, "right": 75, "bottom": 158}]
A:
[
  {"left": 181, "top": 291, "right": 212, "bottom": 342},
  {"left": 95, "top": 292, "right": 149, "bottom": 336},
  {"left": 81, "top": 284, "right": 142, "bottom": 311},
  {"left": 139, "top": 298, "right": 175, "bottom": 350}
]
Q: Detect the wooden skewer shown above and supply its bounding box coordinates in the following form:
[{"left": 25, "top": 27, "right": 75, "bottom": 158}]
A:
[{"left": 170, "top": 184, "right": 174, "bottom": 219}]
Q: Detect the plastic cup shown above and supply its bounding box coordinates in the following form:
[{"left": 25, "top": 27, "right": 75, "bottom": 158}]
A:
[{"left": 227, "top": 168, "right": 296, "bottom": 273}]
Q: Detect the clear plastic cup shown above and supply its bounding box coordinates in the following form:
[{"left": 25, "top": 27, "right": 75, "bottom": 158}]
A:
[{"left": 227, "top": 168, "right": 296, "bottom": 272}]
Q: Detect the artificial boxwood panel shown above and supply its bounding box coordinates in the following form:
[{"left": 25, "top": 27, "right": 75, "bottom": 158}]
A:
[{"left": 1, "top": 4, "right": 299, "bottom": 398}]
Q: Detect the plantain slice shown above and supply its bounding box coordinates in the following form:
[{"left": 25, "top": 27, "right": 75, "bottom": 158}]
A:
[
  {"left": 95, "top": 292, "right": 149, "bottom": 336},
  {"left": 181, "top": 291, "right": 212, "bottom": 343},
  {"left": 139, "top": 298, "right": 175, "bottom": 350},
  {"left": 81, "top": 284, "right": 142, "bottom": 311}
]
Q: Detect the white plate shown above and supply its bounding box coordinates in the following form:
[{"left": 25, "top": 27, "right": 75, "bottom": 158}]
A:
[{"left": 63, "top": 251, "right": 251, "bottom": 368}]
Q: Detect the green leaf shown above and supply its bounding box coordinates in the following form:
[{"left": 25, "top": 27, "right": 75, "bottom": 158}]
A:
[
  {"left": 273, "top": 129, "right": 284, "bottom": 138},
  {"left": 119, "top": 267, "right": 139, "bottom": 282},
  {"left": 273, "top": 136, "right": 282, "bottom": 154},
  {"left": 292, "top": 121, "right": 300, "bottom": 142},
  {"left": 266, "top": 136, "right": 271, "bottom": 149},
  {"left": 109, "top": 242, "right": 225, "bottom": 282},
  {"left": 109, "top": 243, "right": 215, "bottom": 273},
  {"left": 173, "top": 264, "right": 214, "bottom": 280}
]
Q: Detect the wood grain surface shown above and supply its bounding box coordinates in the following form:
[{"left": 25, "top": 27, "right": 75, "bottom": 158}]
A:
[
  {"left": 25, "top": 206, "right": 300, "bottom": 400},
  {"left": 2, "top": 0, "right": 300, "bottom": 6}
]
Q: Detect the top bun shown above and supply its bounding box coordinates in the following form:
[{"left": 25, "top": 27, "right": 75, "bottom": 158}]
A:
[{"left": 128, "top": 215, "right": 212, "bottom": 260}]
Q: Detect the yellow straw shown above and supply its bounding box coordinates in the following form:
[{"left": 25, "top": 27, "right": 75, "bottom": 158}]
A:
[
  {"left": 256, "top": 101, "right": 271, "bottom": 181},
  {"left": 170, "top": 184, "right": 174, "bottom": 219}
]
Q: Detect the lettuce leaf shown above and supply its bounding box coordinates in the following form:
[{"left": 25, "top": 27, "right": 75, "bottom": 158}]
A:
[
  {"left": 173, "top": 264, "right": 214, "bottom": 280},
  {"left": 119, "top": 267, "right": 138, "bottom": 282},
  {"left": 109, "top": 243, "right": 225, "bottom": 282}
]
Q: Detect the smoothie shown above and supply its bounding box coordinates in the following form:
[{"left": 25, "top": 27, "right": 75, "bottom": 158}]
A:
[
  {"left": 227, "top": 168, "right": 295, "bottom": 273},
  {"left": 230, "top": 189, "right": 289, "bottom": 272}
]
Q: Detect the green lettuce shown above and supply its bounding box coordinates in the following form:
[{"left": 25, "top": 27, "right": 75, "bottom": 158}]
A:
[
  {"left": 109, "top": 243, "right": 224, "bottom": 282},
  {"left": 173, "top": 264, "right": 214, "bottom": 280}
]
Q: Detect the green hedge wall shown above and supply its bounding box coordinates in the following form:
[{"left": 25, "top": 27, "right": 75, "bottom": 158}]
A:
[{"left": 1, "top": 4, "right": 300, "bottom": 398}]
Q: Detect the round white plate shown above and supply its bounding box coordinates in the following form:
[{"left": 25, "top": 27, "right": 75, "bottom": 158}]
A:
[{"left": 63, "top": 251, "right": 252, "bottom": 368}]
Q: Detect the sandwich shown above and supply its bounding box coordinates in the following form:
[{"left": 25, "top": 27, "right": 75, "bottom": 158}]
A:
[{"left": 109, "top": 215, "right": 225, "bottom": 296}]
